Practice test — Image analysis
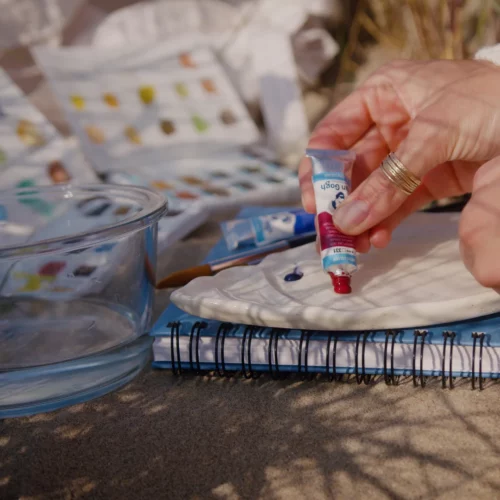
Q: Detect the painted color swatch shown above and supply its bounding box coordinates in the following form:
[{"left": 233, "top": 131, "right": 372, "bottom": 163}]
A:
[
  {"left": 174, "top": 83, "right": 189, "bottom": 98},
  {"left": 113, "top": 206, "right": 130, "bottom": 216},
  {"left": 180, "top": 176, "right": 204, "bottom": 186},
  {"left": 201, "top": 79, "right": 217, "bottom": 93},
  {"left": 85, "top": 125, "right": 105, "bottom": 144},
  {"left": 103, "top": 93, "right": 119, "bottom": 108},
  {"left": 14, "top": 273, "right": 54, "bottom": 292},
  {"left": 179, "top": 53, "right": 196, "bottom": 68},
  {"left": 175, "top": 191, "right": 198, "bottom": 200},
  {"left": 150, "top": 180, "right": 173, "bottom": 190},
  {"left": 17, "top": 120, "right": 45, "bottom": 147},
  {"left": 39, "top": 261, "right": 66, "bottom": 277},
  {"left": 220, "top": 109, "right": 236, "bottom": 125},
  {"left": 210, "top": 171, "right": 229, "bottom": 179},
  {"left": 203, "top": 186, "right": 230, "bottom": 197},
  {"left": 15, "top": 181, "right": 54, "bottom": 216},
  {"left": 70, "top": 95, "right": 85, "bottom": 111},
  {"left": 192, "top": 115, "right": 209, "bottom": 133},
  {"left": 48, "top": 160, "right": 71, "bottom": 184},
  {"left": 240, "top": 165, "right": 261, "bottom": 173},
  {"left": 138, "top": 86, "right": 155, "bottom": 105},
  {"left": 233, "top": 181, "right": 255, "bottom": 190},
  {"left": 124, "top": 126, "right": 142, "bottom": 145},
  {"left": 160, "top": 120, "right": 176, "bottom": 135},
  {"left": 73, "top": 265, "right": 96, "bottom": 277}
]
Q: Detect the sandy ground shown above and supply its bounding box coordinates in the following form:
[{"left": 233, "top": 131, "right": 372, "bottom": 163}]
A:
[{"left": 2, "top": 222, "right": 500, "bottom": 500}]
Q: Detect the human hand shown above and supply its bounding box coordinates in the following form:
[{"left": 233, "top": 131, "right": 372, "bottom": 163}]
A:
[{"left": 299, "top": 59, "right": 500, "bottom": 288}]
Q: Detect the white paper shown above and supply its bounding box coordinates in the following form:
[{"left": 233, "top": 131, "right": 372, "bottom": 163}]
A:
[{"left": 0, "top": 0, "right": 85, "bottom": 48}]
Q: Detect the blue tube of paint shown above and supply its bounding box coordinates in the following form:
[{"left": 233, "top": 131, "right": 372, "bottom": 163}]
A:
[{"left": 221, "top": 209, "right": 315, "bottom": 250}]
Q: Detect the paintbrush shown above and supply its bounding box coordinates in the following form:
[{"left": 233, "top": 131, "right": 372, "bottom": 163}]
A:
[{"left": 156, "top": 232, "right": 316, "bottom": 289}]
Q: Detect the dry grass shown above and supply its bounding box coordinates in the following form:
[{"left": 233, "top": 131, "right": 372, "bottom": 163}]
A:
[{"left": 337, "top": 0, "right": 500, "bottom": 85}]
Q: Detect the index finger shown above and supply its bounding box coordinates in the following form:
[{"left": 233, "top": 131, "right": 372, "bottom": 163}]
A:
[{"left": 299, "top": 86, "right": 375, "bottom": 213}]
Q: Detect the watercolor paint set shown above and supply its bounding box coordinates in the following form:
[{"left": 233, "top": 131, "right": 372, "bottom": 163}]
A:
[
  {"left": 33, "top": 38, "right": 261, "bottom": 173},
  {"left": 0, "top": 69, "right": 98, "bottom": 190},
  {"left": 0, "top": 193, "right": 138, "bottom": 300},
  {"left": 106, "top": 152, "right": 301, "bottom": 249}
]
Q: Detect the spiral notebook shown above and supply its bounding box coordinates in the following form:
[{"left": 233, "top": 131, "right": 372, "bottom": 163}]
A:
[{"left": 151, "top": 206, "right": 500, "bottom": 389}]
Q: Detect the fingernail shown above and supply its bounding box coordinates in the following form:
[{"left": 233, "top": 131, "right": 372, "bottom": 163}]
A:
[{"left": 333, "top": 200, "right": 370, "bottom": 231}]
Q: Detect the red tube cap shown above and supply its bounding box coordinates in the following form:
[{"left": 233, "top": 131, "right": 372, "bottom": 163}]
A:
[{"left": 330, "top": 274, "right": 351, "bottom": 294}]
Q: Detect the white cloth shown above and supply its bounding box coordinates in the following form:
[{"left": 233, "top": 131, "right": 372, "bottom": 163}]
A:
[
  {"left": 92, "top": 0, "right": 340, "bottom": 99},
  {"left": 474, "top": 44, "right": 500, "bottom": 66},
  {"left": 0, "top": 0, "right": 85, "bottom": 48}
]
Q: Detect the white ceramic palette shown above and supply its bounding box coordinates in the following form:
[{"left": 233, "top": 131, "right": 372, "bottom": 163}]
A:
[
  {"left": 0, "top": 69, "right": 97, "bottom": 189},
  {"left": 32, "top": 38, "right": 261, "bottom": 173},
  {"left": 171, "top": 212, "right": 500, "bottom": 331},
  {"left": 107, "top": 153, "right": 300, "bottom": 252}
]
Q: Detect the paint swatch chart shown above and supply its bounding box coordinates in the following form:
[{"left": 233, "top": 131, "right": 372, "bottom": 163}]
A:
[
  {"left": 0, "top": 195, "right": 136, "bottom": 300},
  {"left": 33, "top": 39, "right": 261, "bottom": 173},
  {"left": 0, "top": 69, "right": 97, "bottom": 189},
  {"left": 107, "top": 153, "right": 301, "bottom": 248}
]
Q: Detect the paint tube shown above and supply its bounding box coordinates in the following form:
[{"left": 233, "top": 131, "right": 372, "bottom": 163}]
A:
[
  {"left": 306, "top": 148, "right": 357, "bottom": 294},
  {"left": 221, "top": 209, "right": 315, "bottom": 250}
]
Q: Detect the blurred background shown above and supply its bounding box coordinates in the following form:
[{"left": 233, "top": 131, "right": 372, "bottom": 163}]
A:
[
  {"left": 1, "top": 0, "right": 499, "bottom": 204},
  {"left": 2, "top": 1, "right": 499, "bottom": 121}
]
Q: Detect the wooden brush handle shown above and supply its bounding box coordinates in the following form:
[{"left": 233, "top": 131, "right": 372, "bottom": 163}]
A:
[{"left": 155, "top": 264, "right": 212, "bottom": 289}]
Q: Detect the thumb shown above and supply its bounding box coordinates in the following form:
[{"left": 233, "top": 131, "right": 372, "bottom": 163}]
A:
[
  {"left": 458, "top": 156, "right": 500, "bottom": 288},
  {"left": 332, "top": 114, "right": 452, "bottom": 235}
]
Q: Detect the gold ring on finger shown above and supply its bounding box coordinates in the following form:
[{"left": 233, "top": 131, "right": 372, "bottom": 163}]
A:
[{"left": 379, "top": 152, "right": 421, "bottom": 196}]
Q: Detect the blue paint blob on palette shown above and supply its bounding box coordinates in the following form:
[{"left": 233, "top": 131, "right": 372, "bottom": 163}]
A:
[{"left": 284, "top": 266, "right": 304, "bottom": 282}]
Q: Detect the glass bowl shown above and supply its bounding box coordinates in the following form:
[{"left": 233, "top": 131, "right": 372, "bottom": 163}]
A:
[{"left": 0, "top": 184, "right": 167, "bottom": 417}]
